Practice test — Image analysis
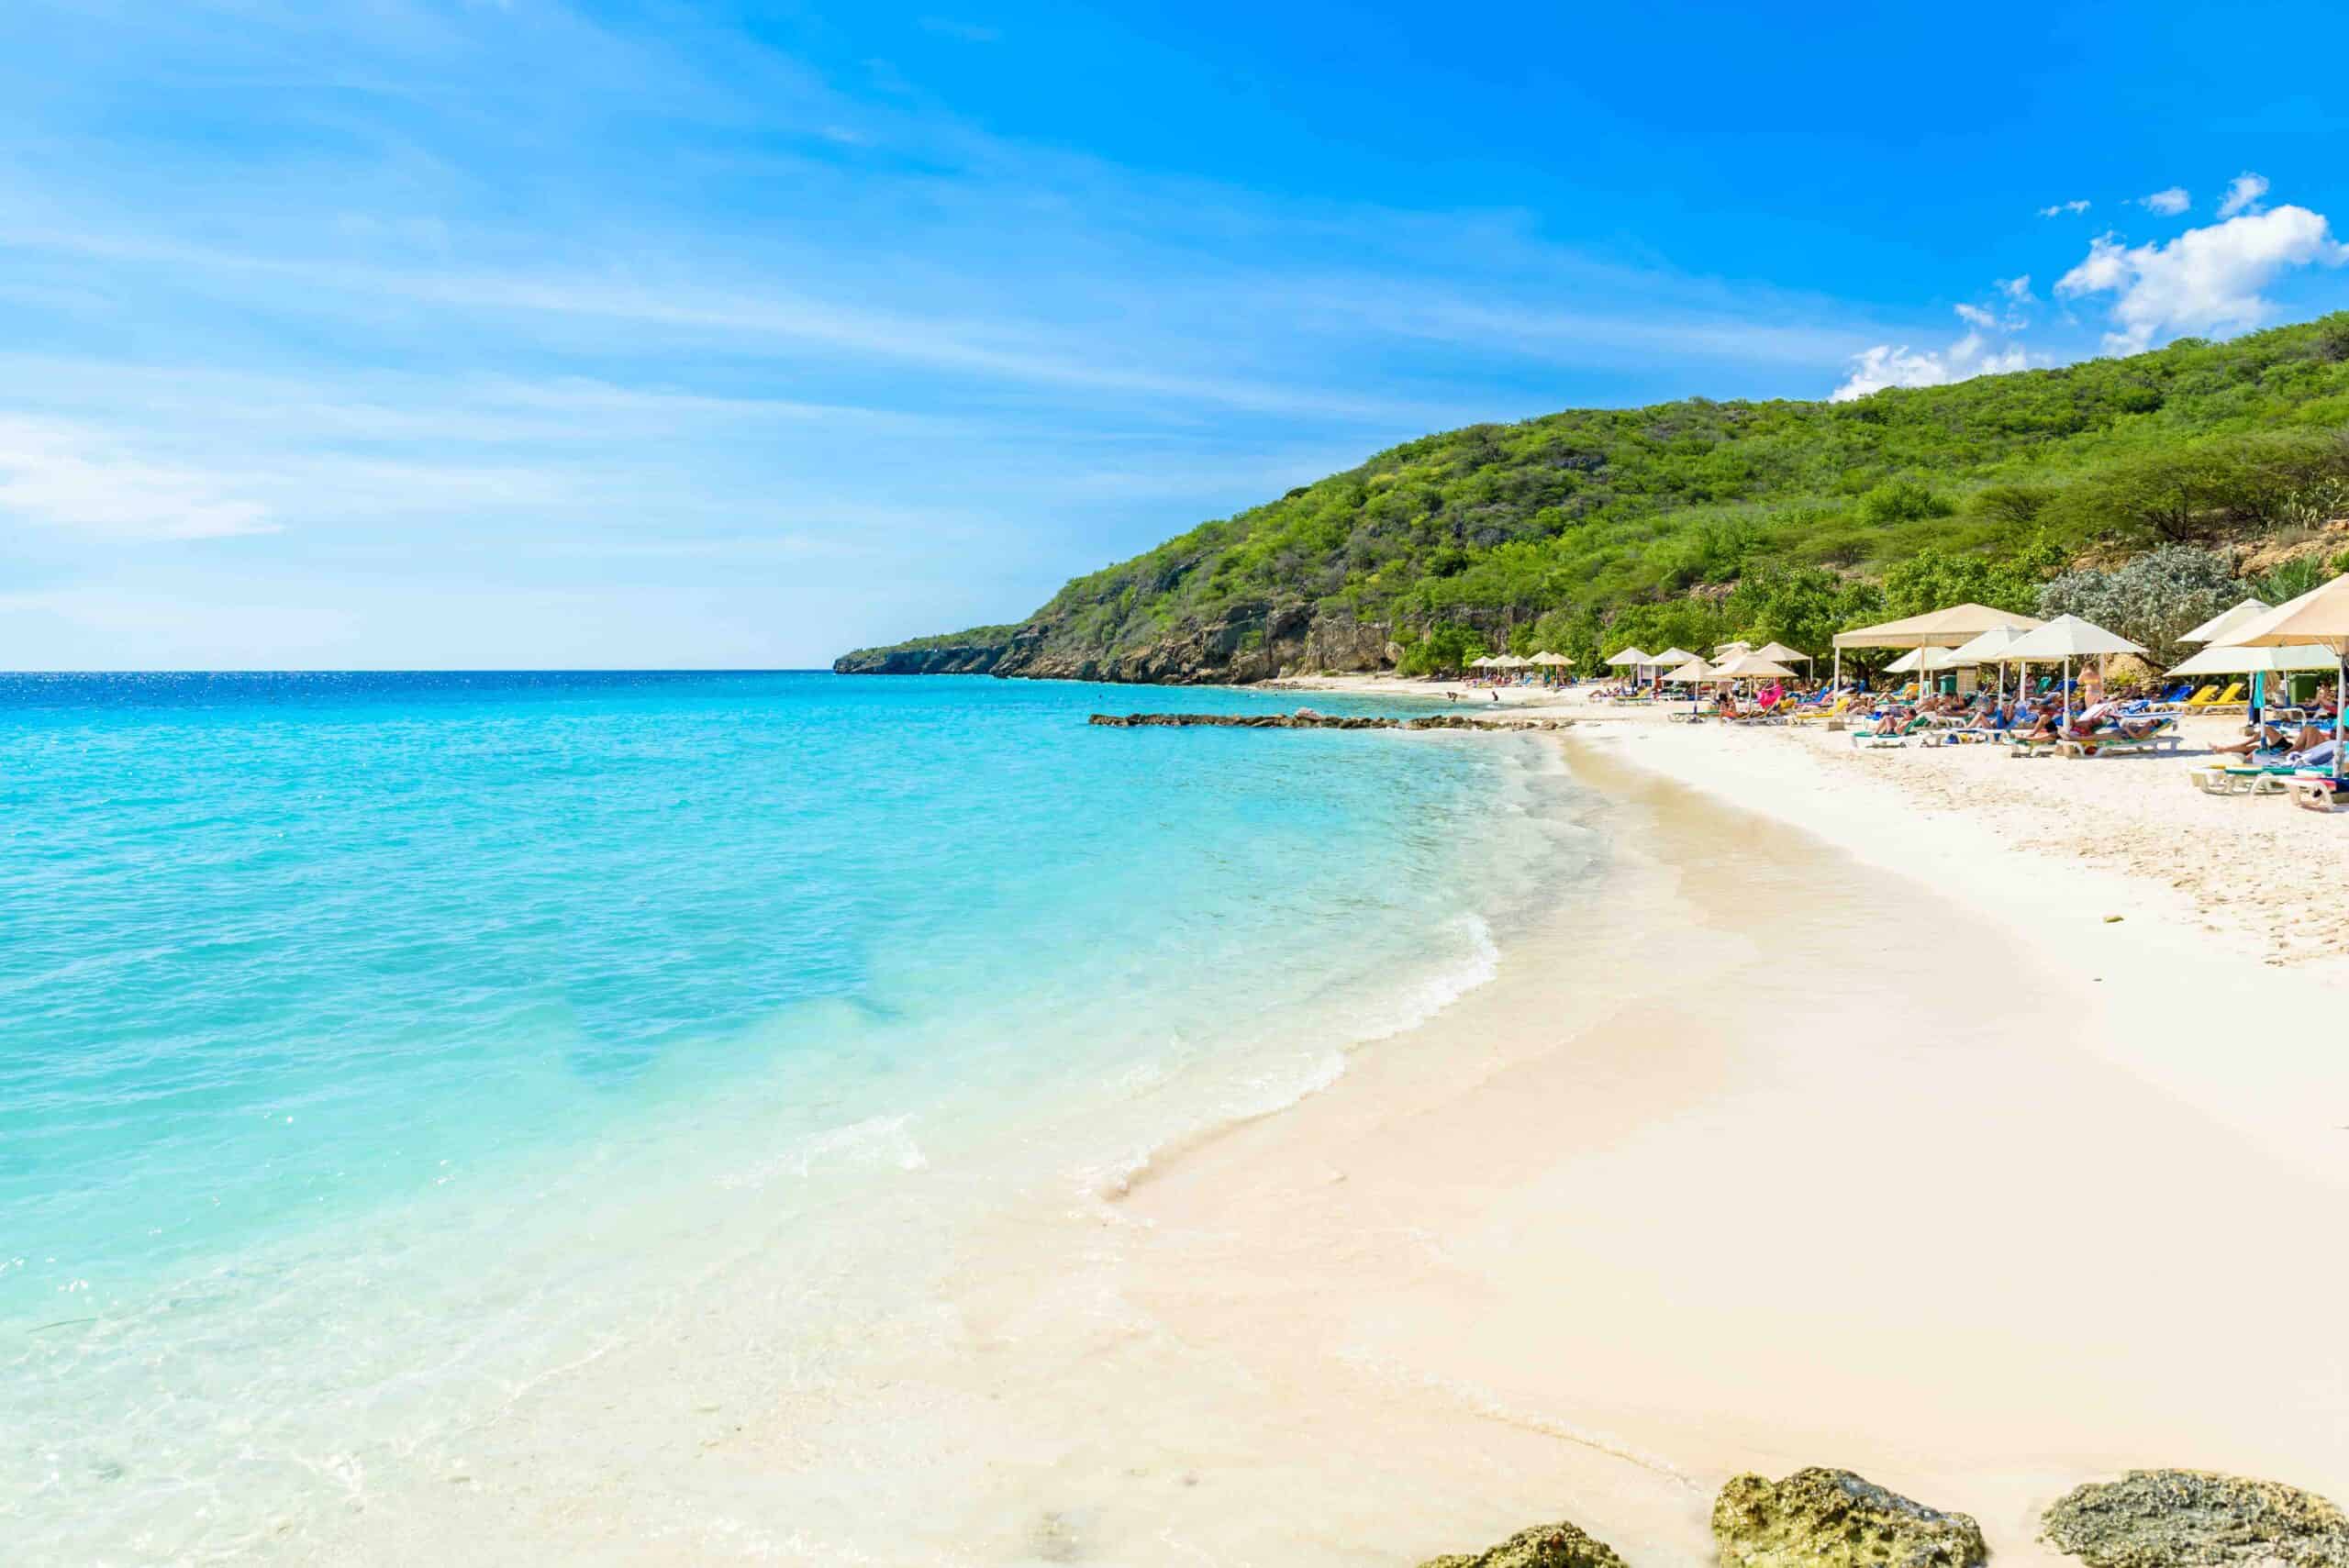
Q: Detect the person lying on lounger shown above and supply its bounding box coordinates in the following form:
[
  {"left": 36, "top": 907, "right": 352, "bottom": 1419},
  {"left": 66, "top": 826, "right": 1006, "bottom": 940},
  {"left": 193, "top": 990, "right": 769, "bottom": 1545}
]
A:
[
  {"left": 2063, "top": 699, "right": 2171, "bottom": 746},
  {"left": 2214, "top": 722, "right": 2328, "bottom": 760}
]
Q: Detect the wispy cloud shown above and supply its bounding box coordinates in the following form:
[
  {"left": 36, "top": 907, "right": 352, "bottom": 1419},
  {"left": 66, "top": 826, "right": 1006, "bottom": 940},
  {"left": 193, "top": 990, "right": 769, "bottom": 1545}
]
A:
[
  {"left": 0, "top": 415, "right": 276, "bottom": 540},
  {"left": 2139, "top": 186, "right": 2190, "bottom": 216},
  {"left": 2040, "top": 198, "right": 2092, "bottom": 217},
  {"left": 2218, "top": 172, "right": 2270, "bottom": 218}
]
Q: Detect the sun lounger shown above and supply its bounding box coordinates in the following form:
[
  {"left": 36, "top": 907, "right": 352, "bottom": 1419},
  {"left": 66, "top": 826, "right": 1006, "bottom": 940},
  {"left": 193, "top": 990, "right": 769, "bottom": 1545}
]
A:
[
  {"left": 2056, "top": 718, "right": 2183, "bottom": 758},
  {"left": 2288, "top": 773, "right": 2343, "bottom": 812},
  {"left": 1787, "top": 696, "right": 1852, "bottom": 728},
  {"left": 2188, "top": 764, "right": 2298, "bottom": 795},
  {"left": 1850, "top": 715, "right": 1929, "bottom": 748},
  {"left": 2202, "top": 682, "right": 2247, "bottom": 714}
]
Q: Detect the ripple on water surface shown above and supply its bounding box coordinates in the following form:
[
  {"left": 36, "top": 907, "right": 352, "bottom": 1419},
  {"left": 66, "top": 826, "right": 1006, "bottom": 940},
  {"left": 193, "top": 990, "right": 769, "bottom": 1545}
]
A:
[{"left": 0, "top": 671, "right": 1596, "bottom": 1561}]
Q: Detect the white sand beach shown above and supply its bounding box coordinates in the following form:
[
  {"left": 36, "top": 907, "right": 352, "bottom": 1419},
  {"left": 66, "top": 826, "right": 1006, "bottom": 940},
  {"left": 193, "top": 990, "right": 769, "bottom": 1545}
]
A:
[
  {"left": 305, "top": 681, "right": 2349, "bottom": 1566},
  {"left": 1086, "top": 673, "right": 2349, "bottom": 1564}
]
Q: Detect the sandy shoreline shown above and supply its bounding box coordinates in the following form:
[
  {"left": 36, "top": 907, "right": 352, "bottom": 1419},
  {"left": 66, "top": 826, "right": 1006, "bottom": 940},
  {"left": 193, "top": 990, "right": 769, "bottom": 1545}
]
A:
[
  {"left": 295, "top": 681, "right": 2349, "bottom": 1566},
  {"left": 1119, "top": 673, "right": 2349, "bottom": 1562}
]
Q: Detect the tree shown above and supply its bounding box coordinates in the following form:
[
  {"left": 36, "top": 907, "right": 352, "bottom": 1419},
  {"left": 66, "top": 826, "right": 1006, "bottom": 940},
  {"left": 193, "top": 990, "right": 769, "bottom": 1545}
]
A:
[
  {"left": 2036, "top": 546, "right": 2243, "bottom": 666},
  {"left": 1722, "top": 564, "right": 1880, "bottom": 657},
  {"left": 1880, "top": 540, "right": 2064, "bottom": 619}
]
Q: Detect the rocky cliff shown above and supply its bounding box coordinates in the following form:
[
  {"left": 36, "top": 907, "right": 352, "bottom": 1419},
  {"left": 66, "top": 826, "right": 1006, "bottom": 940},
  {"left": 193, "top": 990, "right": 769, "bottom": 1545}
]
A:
[{"left": 833, "top": 604, "right": 1399, "bottom": 684}]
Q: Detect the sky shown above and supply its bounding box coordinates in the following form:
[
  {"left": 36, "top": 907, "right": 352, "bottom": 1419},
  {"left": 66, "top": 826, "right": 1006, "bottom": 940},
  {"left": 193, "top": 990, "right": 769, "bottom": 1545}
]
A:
[{"left": 4, "top": 1, "right": 2348, "bottom": 670}]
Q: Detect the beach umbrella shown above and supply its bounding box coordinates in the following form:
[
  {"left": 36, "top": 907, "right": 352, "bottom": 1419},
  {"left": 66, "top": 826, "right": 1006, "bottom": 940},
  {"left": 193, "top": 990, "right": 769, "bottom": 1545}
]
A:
[
  {"left": 1748, "top": 640, "right": 1813, "bottom": 667},
  {"left": 1884, "top": 645, "right": 1969, "bottom": 697},
  {"left": 1467, "top": 655, "right": 1491, "bottom": 668},
  {"left": 1604, "top": 647, "right": 1652, "bottom": 670},
  {"left": 1884, "top": 646, "right": 1971, "bottom": 672},
  {"left": 1645, "top": 647, "right": 1698, "bottom": 693},
  {"left": 1529, "top": 651, "right": 1570, "bottom": 667},
  {"left": 1713, "top": 639, "right": 1754, "bottom": 658},
  {"left": 2181, "top": 597, "right": 2273, "bottom": 645},
  {"left": 1830, "top": 603, "right": 2043, "bottom": 691},
  {"left": 1708, "top": 651, "right": 1798, "bottom": 681},
  {"left": 2003, "top": 614, "right": 2146, "bottom": 729},
  {"left": 1664, "top": 656, "right": 1717, "bottom": 716},
  {"left": 2165, "top": 642, "right": 2338, "bottom": 676},
  {"left": 1947, "top": 624, "right": 2034, "bottom": 701},
  {"left": 2213, "top": 574, "right": 2349, "bottom": 782}
]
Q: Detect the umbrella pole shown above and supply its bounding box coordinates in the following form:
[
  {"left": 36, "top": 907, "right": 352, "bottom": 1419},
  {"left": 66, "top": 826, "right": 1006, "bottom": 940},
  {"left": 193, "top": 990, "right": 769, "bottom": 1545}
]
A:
[{"left": 1832, "top": 647, "right": 1841, "bottom": 692}]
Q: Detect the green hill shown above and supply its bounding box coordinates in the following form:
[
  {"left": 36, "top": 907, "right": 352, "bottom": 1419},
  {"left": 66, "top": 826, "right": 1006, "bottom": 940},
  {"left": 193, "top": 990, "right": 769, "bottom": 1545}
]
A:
[{"left": 836, "top": 314, "right": 2349, "bottom": 682}]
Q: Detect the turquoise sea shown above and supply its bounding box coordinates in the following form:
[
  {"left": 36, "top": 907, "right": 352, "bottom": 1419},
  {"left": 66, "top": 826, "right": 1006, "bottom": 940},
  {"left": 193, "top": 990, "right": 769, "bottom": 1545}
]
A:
[{"left": 1, "top": 672, "right": 1589, "bottom": 1562}]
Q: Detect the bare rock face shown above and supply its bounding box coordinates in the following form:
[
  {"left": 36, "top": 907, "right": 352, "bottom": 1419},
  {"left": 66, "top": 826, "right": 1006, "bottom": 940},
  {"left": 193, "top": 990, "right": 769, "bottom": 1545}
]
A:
[
  {"left": 1417, "top": 1519, "right": 1628, "bottom": 1568},
  {"left": 841, "top": 607, "right": 1407, "bottom": 685},
  {"left": 1712, "top": 1469, "right": 1987, "bottom": 1568},
  {"left": 2041, "top": 1470, "right": 2349, "bottom": 1567}
]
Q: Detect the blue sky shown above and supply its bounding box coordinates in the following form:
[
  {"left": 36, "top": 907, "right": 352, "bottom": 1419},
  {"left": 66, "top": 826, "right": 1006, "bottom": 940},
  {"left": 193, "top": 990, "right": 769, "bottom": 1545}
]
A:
[{"left": 4, "top": 0, "right": 2347, "bottom": 669}]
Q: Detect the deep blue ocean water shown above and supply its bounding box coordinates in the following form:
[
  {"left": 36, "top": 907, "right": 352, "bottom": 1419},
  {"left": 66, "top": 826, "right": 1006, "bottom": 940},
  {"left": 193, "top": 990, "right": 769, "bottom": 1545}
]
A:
[{"left": 0, "top": 671, "right": 1585, "bottom": 1559}]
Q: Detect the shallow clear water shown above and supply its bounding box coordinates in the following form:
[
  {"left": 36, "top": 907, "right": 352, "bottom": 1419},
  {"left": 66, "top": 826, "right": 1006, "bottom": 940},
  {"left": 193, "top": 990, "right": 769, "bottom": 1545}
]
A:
[{"left": 0, "top": 672, "right": 1588, "bottom": 1560}]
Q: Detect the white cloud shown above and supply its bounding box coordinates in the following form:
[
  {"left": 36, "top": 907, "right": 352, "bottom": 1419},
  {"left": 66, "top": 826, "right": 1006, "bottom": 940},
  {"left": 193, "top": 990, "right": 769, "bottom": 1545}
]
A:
[
  {"left": 2140, "top": 186, "right": 2190, "bottom": 216},
  {"left": 1831, "top": 329, "right": 2032, "bottom": 402},
  {"left": 2218, "top": 172, "right": 2270, "bottom": 218},
  {"left": 1997, "top": 274, "right": 2035, "bottom": 302},
  {"left": 0, "top": 415, "right": 276, "bottom": 539},
  {"left": 1954, "top": 303, "right": 1998, "bottom": 328},
  {"left": 2040, "top": 199, "right": 2092, "bottom": 217},
  {"left": 2054, "top": 204, "right": 2349, "bottom": 353}
]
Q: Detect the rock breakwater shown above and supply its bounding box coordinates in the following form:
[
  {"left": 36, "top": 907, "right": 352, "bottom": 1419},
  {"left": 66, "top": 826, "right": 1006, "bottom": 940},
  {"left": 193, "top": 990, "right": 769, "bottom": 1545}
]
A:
[{"left": 1087, "top": 712, "right": 1571, "bottom": 731}]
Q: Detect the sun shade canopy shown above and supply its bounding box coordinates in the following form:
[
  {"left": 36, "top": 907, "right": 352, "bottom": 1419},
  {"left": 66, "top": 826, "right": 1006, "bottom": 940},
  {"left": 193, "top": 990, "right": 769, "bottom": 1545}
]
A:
[
  {"left": 1748, "top": 641, "right": 1812, "bottom": 664},
  {"left": 1832, "top": 605, "right": 2044, "bottom": 650},
  {"left": 1945, "top": 625, "right": 2033, "bottom": 664},
  {"left": 2166, "top": 642, "right": 2341, "bottom": 676},
  {"left": 1709, "top": 651, "right": 1798, "bottom": 680},
  {"left": 2181, "top": 597, "right": 2273, "bottom": 645},
  {"left": 2001, "top": 614, "right": 2145, "bottom": 660},
  {"left": 1885, "top": 646, "right": 1972, "bottom": 674},
  {"left": 2215, "top": 575, "right": 2349, "bottom": 649}
]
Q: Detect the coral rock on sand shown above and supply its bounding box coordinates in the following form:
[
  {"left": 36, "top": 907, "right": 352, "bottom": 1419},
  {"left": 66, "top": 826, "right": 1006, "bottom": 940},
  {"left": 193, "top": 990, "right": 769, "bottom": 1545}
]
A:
[
  {"left": 1712, "top": 1468, "right": 1987, "bottom": 1568},
  {"left": 1417, "top": 1519, "right": 1629, "bottom": 1568},
  {"left": 2041, "top": 1470, "right": 2349, "bottom": 1567}
]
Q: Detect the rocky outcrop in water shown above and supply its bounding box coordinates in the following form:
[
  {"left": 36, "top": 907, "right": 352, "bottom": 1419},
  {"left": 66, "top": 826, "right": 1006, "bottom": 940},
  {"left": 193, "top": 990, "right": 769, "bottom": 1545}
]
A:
[
  {"left": 1086, "top": 712, "right": 1571, "bottom": 730},
  {"left": 1416, "top": 1519, "right": 1629, "bottom": 1568},
  {"left": 2041, "top": 1471, "right": 2349, "bottom": 1567},
  {"left": 1712, "top": 1469, "right": 1987, "bottom": 1568}
]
